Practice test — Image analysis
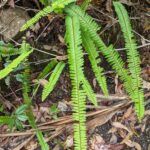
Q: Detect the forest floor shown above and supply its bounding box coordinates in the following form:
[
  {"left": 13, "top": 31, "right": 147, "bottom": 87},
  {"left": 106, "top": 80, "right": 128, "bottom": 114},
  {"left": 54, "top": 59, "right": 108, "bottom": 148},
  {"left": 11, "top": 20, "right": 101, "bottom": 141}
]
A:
[{"left": 0, "top": 0, "right": 150, "bottom": 150}]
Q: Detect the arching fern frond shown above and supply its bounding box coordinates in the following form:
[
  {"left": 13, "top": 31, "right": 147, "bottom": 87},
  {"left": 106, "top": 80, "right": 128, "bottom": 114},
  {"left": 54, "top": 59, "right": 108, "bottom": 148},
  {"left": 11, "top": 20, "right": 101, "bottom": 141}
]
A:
[
  {"left": 81, "top": 29, "right": 108, "bottom": 96},
  {"left": 113, "top": 2, "right": 144, "bottom": 120},
  {"left": 0, "top": 49, "right": 32, "bottom": 80},
  {"left": 65, "top": 15, "right": 87, "bottom": 150},
  {"left": 42, "top": 61, "right": 65, "bottom": 101},
  {"left": 82, "top": 76, "right": 97, "bottom": 106},
  {"left": 20, "top": 6, "right": 53, "bottom": 31},
  {"left": 21, "top": 0, "right": 76, "bottom": 31}
]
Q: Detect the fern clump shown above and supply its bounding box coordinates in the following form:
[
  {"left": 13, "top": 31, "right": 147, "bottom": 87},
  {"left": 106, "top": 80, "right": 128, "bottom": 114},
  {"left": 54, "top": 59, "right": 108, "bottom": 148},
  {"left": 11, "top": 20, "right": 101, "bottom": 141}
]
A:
[{"left": 65, "top": 3, "right": 144, "bottom": 120}]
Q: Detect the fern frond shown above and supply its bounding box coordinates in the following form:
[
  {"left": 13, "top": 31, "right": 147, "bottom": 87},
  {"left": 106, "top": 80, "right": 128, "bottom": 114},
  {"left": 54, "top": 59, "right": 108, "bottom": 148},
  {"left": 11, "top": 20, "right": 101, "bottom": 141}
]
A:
[
  {"left": 37, "top": 60, "right": 58, "bottom": 80},
  {"left": 82, "top": 76, "right": 97, "bottom": 106},
  {"left": 33, "top": 60, "right": 58, "bottom": 97},
  {"left": 81, "top": 29, "right": 108, "bottom": 96},
  {"left": 113, "top": 2, "right": 144, "bottom": 119},
  {"left": 20, "top": 6, "right": 53, "bottom": 31},
  {"left": 65, "top": 4, "right": 100, "bottom": 34},
  {"left": 42, "top": 61, "right": 65, "bottom": 101},
  {"left": 21, "top": 0, "right": 76, "bottom": 31},
  {"left": 65, "top": 15, "right": 87, "bottom": 150},
  {"left": 0, "top": 50, "right": 32, "bottom": 80},
  {"left": 22, "top": 63, "right": 49, "bottom": 150}
]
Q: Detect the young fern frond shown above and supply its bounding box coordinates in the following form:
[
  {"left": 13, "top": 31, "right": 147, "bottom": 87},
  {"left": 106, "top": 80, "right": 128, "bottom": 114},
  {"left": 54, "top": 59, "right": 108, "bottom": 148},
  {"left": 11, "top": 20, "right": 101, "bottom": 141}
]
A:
[
  {"left": 65, "top": 16, "right": 87, "bottom": 150},
  {"left": 82, "top": 76, "right": 97, "bottom": 106},
  {"left": 21, "top": 0, "right": 76, "bottom": 31},
  {"left": 22, "top": 63, "right": 49, "bottom": 150},
  {"left": 20, "top": 6, "right": 53, "bottom": 31},
  {"left": 113, "top": 2, "right": 144, "bottom": 119},
  {"left": 81, "top": 29, "right": 108, "bottom": 96},
  {"left": 42, "top": 61, "right": 65, "bottom": 101},
  {"left": 0, "top": 49, "right": 32, "bottom": 80}
]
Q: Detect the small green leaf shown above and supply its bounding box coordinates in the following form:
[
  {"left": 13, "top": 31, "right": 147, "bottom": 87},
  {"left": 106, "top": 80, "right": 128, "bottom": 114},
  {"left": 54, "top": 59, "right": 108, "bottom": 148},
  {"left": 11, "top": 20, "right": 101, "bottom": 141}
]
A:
[
  {"left": 17, "top": 114, "right": 28, "bottom": 122},
  {"left": 15, "top": 104, "right": 28, "bottom": 115}
]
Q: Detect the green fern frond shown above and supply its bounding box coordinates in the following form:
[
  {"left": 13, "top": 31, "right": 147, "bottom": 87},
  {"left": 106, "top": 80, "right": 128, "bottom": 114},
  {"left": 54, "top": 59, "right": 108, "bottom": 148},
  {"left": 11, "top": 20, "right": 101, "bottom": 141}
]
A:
[
  {"left": 113, "top": 2, "right": 144, "bottom": 119},
  {"left": 22, "top": 63, "right": 49, "bottom": 150},
  {"left": 21, "top": 0, "right": 76, "bottom": 31},
  {"left": 33, "top": 60, "right": 58, "bottom": 97},
  {"left": 42, "top": 61, "right": 65, "bottom": 101},
  {"left": 65, "top": 4, "right": 100, "bottom": 34},
  {"left": 81, "top": 29, "right": 108, "bottom": 96},
  {"left": 82, "top": 76, "right": 97, "bottom": 106},
  {"left": 0, "top": 50, "right": 32, "bottom": 80},
  {"left": 65, "top": 15, "right": 87, "bottom": 150},
  {"left": 21, "top": 6, "right": 53, "bottom": 31},
  {"left": 37, "top": 60, "right": 58, "bottom": 80}
]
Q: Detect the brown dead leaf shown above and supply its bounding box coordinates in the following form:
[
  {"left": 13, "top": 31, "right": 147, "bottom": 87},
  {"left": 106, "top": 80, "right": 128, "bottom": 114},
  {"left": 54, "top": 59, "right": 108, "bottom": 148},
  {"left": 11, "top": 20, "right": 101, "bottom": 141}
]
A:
[
  {"left": 87, "top": 111, "right": 117, "bottom": 129},
  {"left": 123, "top": 106, "right": 133, "bottom": 119},
  {"left": 112, "top": 122, "right": 131, "bottom": 133},
  {"left": 32, "top": 79, "right": 48, "bottom": 87},
  {"left": 56, "top": 55, "right": 67, "bottom": 61},
  {"left": 64, "top": 136, "right": 73, "bottom": 149},
  {"left": 143, "top": 80, "right": 150, "bottom": 90}
]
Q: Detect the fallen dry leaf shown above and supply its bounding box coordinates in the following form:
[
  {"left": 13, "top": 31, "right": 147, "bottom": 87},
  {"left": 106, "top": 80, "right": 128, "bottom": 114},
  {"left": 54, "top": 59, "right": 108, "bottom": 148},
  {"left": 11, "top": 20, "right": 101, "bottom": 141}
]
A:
[{"left": 112, "top": 122, "right": 131, "bottom": 133}]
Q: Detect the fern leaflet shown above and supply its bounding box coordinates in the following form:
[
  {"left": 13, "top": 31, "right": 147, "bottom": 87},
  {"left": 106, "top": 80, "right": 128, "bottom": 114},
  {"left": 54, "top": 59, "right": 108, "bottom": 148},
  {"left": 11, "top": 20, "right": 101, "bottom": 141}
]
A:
[{"left": 42, "top": 61, "right": 65, "bottom": 101}]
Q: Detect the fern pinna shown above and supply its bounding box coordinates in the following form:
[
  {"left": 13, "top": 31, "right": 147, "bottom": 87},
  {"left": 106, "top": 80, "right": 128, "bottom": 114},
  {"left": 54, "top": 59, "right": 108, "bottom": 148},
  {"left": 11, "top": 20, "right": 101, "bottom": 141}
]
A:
[
  {"left": 65, "top": 16, "right": 87, "bottom": 150},
  {"left": 113, "top": 2, "right": 144, "bottom": 120}
]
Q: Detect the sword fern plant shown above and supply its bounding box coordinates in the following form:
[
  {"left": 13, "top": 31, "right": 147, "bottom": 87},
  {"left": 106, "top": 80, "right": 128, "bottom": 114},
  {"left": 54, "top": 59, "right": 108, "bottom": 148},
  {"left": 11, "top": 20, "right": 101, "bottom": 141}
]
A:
[{"left": 0, "top": 0, "right": 142, "bottom": 149}]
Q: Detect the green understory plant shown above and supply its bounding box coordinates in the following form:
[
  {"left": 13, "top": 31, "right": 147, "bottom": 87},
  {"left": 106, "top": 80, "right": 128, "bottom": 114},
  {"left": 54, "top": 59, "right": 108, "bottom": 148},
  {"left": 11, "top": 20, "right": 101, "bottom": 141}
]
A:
[{"left": 0, "top": 0, "right": 144, "bottom": 150}]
